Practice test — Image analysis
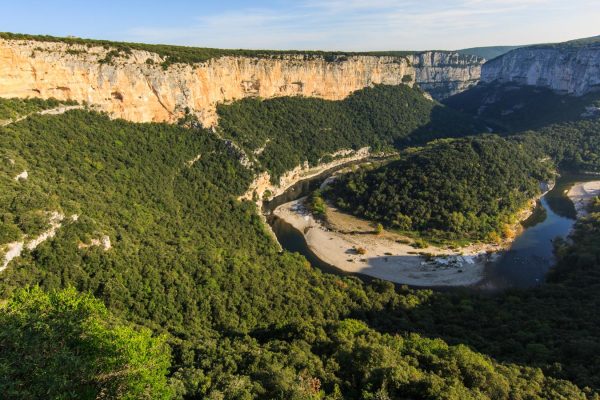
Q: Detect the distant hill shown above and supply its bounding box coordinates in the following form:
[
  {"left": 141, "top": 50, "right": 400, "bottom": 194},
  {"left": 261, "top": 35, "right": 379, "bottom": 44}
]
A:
[
  {"left": 456, "top": 35, "right": 600, "bottom": 59},
  {"left": 456, "top": 45, "right": 521, "bottom": 60},
  {"left": 529, "top": 34, "right": 600, "bottom": 49}
]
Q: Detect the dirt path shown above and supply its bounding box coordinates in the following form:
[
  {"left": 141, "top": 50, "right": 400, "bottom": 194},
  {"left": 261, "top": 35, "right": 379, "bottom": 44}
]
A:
[{"left": 0, "top": 105, "right": 84, "bottom": 127}]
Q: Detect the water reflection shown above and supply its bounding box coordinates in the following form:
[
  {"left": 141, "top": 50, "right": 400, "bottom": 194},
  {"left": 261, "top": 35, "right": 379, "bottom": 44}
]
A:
[
  {"left": 477, "top": 196, "right": 575, "bottom": 290},
  {"left": 266, "top": 170, "right": 595, "bottom": 291}
]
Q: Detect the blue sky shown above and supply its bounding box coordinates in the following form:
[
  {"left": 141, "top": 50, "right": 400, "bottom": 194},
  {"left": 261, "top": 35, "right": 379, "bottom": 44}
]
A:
[{"left": 2, "top": 1, "right": 599, "bottom": 51}]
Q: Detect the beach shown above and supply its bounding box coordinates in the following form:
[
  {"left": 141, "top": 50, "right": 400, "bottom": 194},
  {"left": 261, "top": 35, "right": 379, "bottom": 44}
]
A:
[
  {"left": 567, "top": 180, "right": 600, "bottom": 217},
  {"left": 274, "top": 198, "right": 504, "bottom": 287}
]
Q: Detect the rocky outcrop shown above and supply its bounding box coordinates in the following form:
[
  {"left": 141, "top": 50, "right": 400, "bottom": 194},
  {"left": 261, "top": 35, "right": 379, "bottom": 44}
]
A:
[
  {"left": 241, "top": 147, "right": 372, "bottom": 204},
  {"left": 481, "top": 41, "right": 600, "bottom": 96},
  {"left": 409, "top": 52, "right": 484, "bottom": 99},
  {"left": 0, "top": 38, "right": 484, "bottom": 126}
]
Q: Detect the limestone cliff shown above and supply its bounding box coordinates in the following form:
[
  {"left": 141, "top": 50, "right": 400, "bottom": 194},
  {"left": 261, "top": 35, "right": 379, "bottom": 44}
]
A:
[
  {"left": 0, "top": 39, "right": 416, "bottom": 126},
  {"left": 481, "top": 39, "right": 600, "bottom": 96},
  {"left": 409, "top": 52, "right": 484, "bottom": 99},
  {"left": 0, "top": 38, "right": 483, "bottom": 126}
]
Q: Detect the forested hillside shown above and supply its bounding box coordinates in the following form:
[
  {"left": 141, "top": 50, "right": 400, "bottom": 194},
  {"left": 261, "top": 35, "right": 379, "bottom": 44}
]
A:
[
  {"left": 517, "top": 119, "right": 600, "bottom": 173},
  {"left": 218, "top": 84, "right": 484, "bottom": 181},
  {"left": 443, "top": 81, "right": 600, "bottom": 173},
  {"left": 0, "top": 99, "right": 592, "bottom": 399},
  {"left": 326, "top": 136, "right": 553, "bottom": 242},
  {"left": 444, "top": 82, "right": 600, "bottom": 132}
]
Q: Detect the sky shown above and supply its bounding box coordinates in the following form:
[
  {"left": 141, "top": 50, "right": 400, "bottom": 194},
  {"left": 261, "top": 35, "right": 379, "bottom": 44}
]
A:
[{"left": 2, "top": 1, "right": 599, "bottom": 51}]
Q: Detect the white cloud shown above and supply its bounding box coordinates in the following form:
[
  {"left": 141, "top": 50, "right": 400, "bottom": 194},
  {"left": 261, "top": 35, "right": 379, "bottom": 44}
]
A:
[{"left": 126, "top": 0, "right": 600, "bottom": 50}]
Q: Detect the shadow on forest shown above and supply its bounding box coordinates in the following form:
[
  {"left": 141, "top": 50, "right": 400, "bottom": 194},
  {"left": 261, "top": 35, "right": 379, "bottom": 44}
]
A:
[
  {"left": 400, "top": 104, "right": 488, "bottom": 147},
  {"left": 442, "top": 82, "right": 600, "bottom": 133},
  {"left": 350, "top": 223, "right": 600, "bottom": 391}
]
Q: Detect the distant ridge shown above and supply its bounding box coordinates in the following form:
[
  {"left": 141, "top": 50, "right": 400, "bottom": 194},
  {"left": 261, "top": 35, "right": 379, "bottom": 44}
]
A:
[
  {"left": 457, "top": 35, "right": 600, "bottom": 60},
  {"left": 529, "top": 34, "right": 600, "bottom": 49},
  {"left": 456, "top": 46, "right": 521, "bottom": 60}
]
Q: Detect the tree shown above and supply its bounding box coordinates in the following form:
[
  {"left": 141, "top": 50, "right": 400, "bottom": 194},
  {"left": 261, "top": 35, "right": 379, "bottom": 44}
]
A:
[{"left": 0, "top": 287, "right": 173, "bottom": 400}]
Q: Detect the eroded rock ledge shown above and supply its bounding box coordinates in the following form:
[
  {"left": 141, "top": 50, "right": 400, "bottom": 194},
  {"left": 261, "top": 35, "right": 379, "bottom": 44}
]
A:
[{"left": 0, "top": 39, "right": 484, "bottom": 126}]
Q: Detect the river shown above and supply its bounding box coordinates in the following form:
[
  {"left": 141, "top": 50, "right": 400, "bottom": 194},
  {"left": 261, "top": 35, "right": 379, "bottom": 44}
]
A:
[{"left": 264, "top": 169, "right": 598, "bottom": 291}]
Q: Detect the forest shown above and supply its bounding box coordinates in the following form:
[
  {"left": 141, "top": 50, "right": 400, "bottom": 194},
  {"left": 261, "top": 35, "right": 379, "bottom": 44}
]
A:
[
  {"left": 0, "top": 89, "right": 599, "bottom": 399},
  {"left": 217, "top": 84, "right": 484, "bottom": 181},
  {"left": 440, "top": 82, "right": 600, "bottom": 176},
  {"left": 325, "top": 136, "right": 553, "bottom": 242}
]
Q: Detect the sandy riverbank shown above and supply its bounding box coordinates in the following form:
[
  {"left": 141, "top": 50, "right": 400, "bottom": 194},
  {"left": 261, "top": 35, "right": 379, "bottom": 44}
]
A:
[
  {"left": 274, "top": 198, "right": 506, "bottom": 286},
  {"left": 567, "top": 180, "right": 600, "bottom": 217}
]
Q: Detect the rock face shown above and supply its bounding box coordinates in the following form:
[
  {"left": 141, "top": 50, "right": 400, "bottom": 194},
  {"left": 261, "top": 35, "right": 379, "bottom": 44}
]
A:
[
  {"left": 409, "top": 52, "right": 484, "bottom": 99},
  {"left": 0, "top": 38, "right": 483, "bottom": 126},
  {"left": 481, "top": 41, "right": 600, "bottom": 96}
]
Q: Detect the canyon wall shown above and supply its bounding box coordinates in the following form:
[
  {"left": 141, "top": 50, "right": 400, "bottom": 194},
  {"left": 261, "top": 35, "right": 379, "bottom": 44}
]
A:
[
  {"left": 409, "top": 51, "right": 483, "bottom": 99},
  {"left": 481, "top": 41, "right": 600, "bottom": 96},
  {"left": 0, "top": 38, "right": 483, "bottom": 126}
]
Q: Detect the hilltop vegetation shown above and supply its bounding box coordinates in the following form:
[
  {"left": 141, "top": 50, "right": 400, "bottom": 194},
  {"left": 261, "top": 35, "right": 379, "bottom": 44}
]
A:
[
  {"left": 0, "top": 100, "right": 594, "bottom": 398},
  {"left": 0, "top": 287, "right": 172, "bottom": 399},
  {"left": 218, "top": 84, "right": 484, "bottom": 181},
  {"left": 2, "top": 31, "right": 482, "bottom": 69},
  {"left": 326, "top": 136, "right": 552, "bottom": 242},
  {"left": 529, "top": 35, "right": 600, "bottom": 49},
  {"left": 0, "top": 32, "right": 416, "bottom": 68}
]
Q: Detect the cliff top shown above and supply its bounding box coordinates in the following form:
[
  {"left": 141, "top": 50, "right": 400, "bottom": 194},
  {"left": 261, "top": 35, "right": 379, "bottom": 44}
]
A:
[
  {"left": 0, "top": 32, "right": 481, "bottom": 68},
  {"left": 521, "top": 35, "right": 600, "bottom": 51}
]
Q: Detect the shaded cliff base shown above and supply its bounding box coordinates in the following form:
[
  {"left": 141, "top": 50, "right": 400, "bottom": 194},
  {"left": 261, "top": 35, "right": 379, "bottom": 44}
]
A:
[{"left": 444, "top": 82, "right": 600, "bottom": 132}]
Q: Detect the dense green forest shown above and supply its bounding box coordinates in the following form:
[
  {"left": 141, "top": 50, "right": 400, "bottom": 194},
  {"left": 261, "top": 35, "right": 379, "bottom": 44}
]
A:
[
  {"left": 326, "top": 136, "right": 553, "bottom": 242},
  {"left": 0, "top": 287, "right": 172, "bottom": 399},
  {"left": 516, "top": 119, "right": 600, "bottom": 173},
  {"left": 1, "top": 99, "right": 596, "bottom": 398},
  {"left": 443, "top": 82, "right": 600, "bottom": 174},
  {"left": 401, "top": 211, "right": 600, "bottom": 394},
  {"left": 218, "top": 84, "right": 484, "bottom": 181}
]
